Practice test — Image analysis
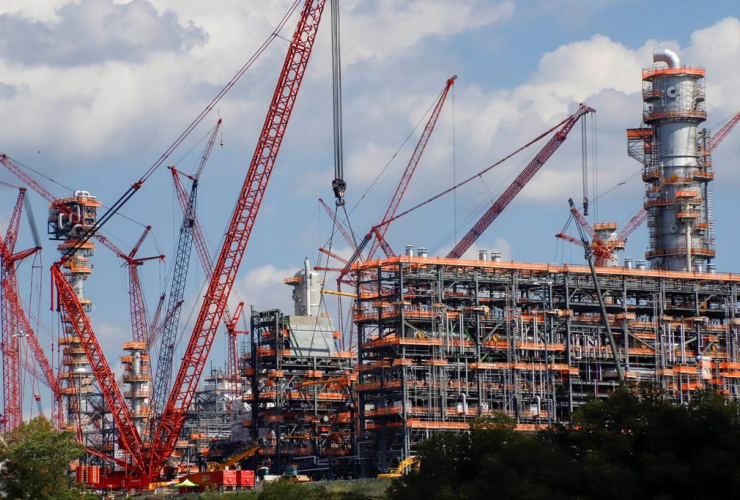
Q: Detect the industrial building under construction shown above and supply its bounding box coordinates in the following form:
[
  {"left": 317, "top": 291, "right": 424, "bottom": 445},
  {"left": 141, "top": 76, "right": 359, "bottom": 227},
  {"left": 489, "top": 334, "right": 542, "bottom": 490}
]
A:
[{"left": 1, "top": 0, "right": 740, "bottom": 492}]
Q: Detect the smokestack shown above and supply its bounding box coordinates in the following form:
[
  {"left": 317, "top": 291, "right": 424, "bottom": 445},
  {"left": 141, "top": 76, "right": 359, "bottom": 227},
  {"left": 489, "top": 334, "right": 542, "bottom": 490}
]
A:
[
  {"left": 405, "top": 245, "right": 415, "bottom": 257},
  {"left": 624, "top": 258, "right": 634, "bottom": 270},
  {"left": 491, "top": 252, "right": 502, "bottom": 263},
  {"left": 418, "top": 247, "right": 428, "bottom": 258},
  {"left": 478, "top": 250, "right": 488, "bottom": 261}
]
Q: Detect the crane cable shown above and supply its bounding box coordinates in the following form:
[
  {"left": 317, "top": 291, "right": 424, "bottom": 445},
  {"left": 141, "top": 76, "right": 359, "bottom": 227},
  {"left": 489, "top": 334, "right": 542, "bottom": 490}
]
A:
[
  {"left": 374, "top": 116, "right": 571, "bottom": 232},
  {"left": 348, "top": 87, "right": 450, "bottom": 219}
]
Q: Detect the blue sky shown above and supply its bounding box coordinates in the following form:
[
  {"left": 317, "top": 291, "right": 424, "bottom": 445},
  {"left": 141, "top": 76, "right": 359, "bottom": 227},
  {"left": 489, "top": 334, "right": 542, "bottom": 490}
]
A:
[{"left": 1, "top": 0, "right": 740, "bottom": 415}]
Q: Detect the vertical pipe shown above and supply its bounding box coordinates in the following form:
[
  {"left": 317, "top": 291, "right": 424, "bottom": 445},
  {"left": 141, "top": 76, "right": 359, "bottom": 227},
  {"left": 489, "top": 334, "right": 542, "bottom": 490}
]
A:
[{"left": 686, "top": 226, "right": 692, "bottom": 272}]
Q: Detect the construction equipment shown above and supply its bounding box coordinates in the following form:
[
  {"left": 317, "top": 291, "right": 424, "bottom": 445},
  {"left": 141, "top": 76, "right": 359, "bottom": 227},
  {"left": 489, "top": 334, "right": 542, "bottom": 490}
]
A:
[
  {"left": 47, "top": 0, "right": 326, "bottom": 482},
  {"left": 556, "top": 207, "right": 648, "bottom": 266},
  {"left": 94, "top": 228, "right": 164, "bottom": 345},
  {"left": 34, "top": 393, "right": 43, "bottom": 416},
  {"left": 567, "top": 198, "right": 623, "bottom": 382},
  {"left": 143, "top": 0, "right": 326, "bottom": 479},
  {"left": 170, "top": 163, "right": 246, "bottom": 410},
  {"left": 706, "top": 107, "right": 740, "bottom": 153},
  {"left": 151, "top": 119, "right": 221, "bottom": 430},
  {"left": 282, "top": 464, "right": 312, "bottom": 482},
  {"left": 340, "top": 105, "right": 593, "bottom": 273},
  {"left": 366, "top": 75, "right": 456, "bottom": 260},
  {"left": 0, "top": 188, "right": 45, "bottom": 431},
  {"left": 45, "top": 0, "right": 327, "bottom": 483},
  {"left": 52, "top": 264, "right": 146, "bottom": 467},
  {"left": 447, "top": 104, "right": 595, "bottom": 258},
  {"left": 330, "top": 0, "right": 346, "bottom": 207},
  {"left": 208, "top": 442, "right": 260, "bottom": 471},
  {"left": 377, "top": 456, "right": 420, "bottom": 479},
  {"left": 328, "top": 76, "right": 456, "bottom": 274}
]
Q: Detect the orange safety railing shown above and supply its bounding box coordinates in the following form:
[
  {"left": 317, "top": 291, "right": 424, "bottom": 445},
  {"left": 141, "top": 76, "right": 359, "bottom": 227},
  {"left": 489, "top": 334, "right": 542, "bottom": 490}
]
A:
[
  {"left": 644, "top": 110, "right": 707, "bottom": 122},
  {"left": 642, "top": 65, "right": 705, "bottom": 80},
  {"left": 352, "top": 255, "right": 740, "bottom": 282}
]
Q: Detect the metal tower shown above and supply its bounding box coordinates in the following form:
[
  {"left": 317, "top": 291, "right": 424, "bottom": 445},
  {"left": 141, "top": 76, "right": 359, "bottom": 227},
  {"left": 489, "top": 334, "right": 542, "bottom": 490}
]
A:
[{"left": 629, "top": 48, "right": 714, "bottom": 271}]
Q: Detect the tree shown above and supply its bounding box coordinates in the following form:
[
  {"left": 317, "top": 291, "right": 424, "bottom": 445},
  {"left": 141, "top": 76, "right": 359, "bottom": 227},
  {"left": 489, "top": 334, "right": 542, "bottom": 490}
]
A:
[
  {"left": 390, "top": 386, "right": 740, "bottom": 500},
  {"left": 0, "top": 416, "right": 87, "bottom": 500}
]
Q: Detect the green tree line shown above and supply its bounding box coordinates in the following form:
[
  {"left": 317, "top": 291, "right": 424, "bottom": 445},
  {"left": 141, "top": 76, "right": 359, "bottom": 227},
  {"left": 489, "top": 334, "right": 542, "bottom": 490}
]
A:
[{"left": 391, "top": 386, "right": 740, "bottom": 500}]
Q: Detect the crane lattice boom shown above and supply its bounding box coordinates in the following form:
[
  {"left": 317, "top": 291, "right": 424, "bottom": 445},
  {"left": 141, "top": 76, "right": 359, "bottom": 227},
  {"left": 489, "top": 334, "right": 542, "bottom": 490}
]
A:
[
  {"left": 146, "top": 0, "right": 326, "bottom": 477},
  {"left": 447, "top": 104, "right": 595, "bottom": 259},
  {"left": 1, "top": 189, "right": 29, "bottom": 431},
  {"left": 51, "top": 263, "right": 145, "bottom": 466},
  {"left": 709, "top": 107, "right": 740, "bottom": 152},
  {"left": 368, "top": 76, "right": 456, "bottom": 259}
]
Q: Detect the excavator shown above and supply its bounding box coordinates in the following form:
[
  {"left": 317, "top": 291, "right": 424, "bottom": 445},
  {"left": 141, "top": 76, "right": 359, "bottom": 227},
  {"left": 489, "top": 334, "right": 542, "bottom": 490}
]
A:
[
  {"left": 207, "top": 442, "right": 260, "bottom": 471},
  {"left": 377, "top": 456, "right": 420, "bottom": 479}
]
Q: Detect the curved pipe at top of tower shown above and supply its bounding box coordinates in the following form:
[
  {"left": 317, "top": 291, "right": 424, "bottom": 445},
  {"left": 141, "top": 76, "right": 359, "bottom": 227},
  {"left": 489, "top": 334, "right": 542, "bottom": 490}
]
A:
[{"left": 653, "top": 48, "right": 681, "bottom": 68}]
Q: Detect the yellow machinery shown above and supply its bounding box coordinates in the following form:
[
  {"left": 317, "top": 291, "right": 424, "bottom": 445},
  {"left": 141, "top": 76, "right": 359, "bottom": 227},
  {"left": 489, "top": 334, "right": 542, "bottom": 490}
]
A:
[
  {"left": 283, "top": 464, "right": 311, "bottom": 482},
  {"left": 208, "top": 442, "right": 260, "bottom": 471},
  {"left": 377, "top": 456, "right": 420, "bottom": 479}
]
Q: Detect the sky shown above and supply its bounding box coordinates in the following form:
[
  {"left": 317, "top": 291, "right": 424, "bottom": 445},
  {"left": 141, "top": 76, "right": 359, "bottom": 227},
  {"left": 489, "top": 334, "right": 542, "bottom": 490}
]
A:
[{"left": 1, "top": 0, "right": 740, "bottom": 415}]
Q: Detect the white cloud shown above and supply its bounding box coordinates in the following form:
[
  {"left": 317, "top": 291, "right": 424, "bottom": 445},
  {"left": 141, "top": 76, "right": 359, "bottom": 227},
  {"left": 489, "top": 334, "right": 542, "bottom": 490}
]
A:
[
  {"left": 336, "top": 0, "right": 514, "bottom": 67},
  {"left": 0, "top": 0, "right": 207, "bottom": 67},
  {"left": 234, "top": 263, "right": 299, "bottom": 314}
]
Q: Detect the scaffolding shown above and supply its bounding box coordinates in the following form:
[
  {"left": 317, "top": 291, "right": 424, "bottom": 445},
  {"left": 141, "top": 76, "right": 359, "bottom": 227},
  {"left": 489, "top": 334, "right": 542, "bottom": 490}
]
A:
[
  {"left": 629, "top": 57, "right": 714, "bottom": 272},
  {"left": 244, "top": 308, "right": 357, "bottom": 478},
  {"left": 352, "top": 256, "right": 740, "bottom": 472}
]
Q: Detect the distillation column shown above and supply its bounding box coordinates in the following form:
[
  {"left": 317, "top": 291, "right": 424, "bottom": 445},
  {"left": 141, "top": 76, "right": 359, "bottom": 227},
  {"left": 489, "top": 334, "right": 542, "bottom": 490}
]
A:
[
  {"left": 49, "top": 192, "right": 102, "bottom": 435},
  {"left": 640, "top": 49, "right": 714, "bottom": 271},
  {"left": 121, "top": 342, "right": 150, "bottom": 436}
]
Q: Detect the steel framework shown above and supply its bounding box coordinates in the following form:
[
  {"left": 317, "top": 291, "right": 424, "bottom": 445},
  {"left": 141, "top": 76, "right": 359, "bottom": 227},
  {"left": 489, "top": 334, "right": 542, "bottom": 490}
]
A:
[{"left": 353, "top": 256, "right": 740, "bottom": 472}]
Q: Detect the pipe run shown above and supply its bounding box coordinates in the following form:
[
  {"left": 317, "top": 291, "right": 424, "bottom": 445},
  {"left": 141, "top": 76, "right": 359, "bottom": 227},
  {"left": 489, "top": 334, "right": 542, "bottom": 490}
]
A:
[{"left": 653, "top": 48, "right": 681, "bottom": 68}]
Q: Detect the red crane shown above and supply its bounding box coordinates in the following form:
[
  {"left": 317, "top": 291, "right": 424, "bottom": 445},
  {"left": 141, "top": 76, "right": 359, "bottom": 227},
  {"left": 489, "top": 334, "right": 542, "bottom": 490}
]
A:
[
  {"left": 3, "top": 270, "right": 61, "bottom": 425},
  {"left": 94, "top": 228, "right": 164, "bottom": 345},
  {"left": 0, "top": 153, "right": 150, "bottom": 462},
  {"left": 447, "top": 104, "right": 595, "bottom": 258},
  {"left": 708, "top": 107, "right": 740, "bottom": 152},
  {"left": 556, "top": 206, "right": 647, "bottom": 266},
  {"left": 144, "top": 0, "right": 327, "bottom": 477},
  {"left": 367, "top": 75, "right": 456, "bottom": 259},
  {"left": 1, "top": 188, "right": 41, "bottom": 431},
  {"left": 0, "top": 152, "right": 159, "bottom": 438},
  {"left": 0, "top": 188, "right": 60, "bottom": 430},
  {"left": 51, "top": 263, "right": 145, "bottom": 467},
  {"left": 0, "top": 156, "right": 58, "bottom": 206}
]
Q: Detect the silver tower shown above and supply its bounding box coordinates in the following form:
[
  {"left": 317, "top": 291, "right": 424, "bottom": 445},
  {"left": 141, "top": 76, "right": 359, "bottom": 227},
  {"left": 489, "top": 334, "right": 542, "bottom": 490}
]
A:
[{"left": 628, "top": 49, "right": 715, "bottom": 271}]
